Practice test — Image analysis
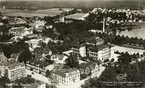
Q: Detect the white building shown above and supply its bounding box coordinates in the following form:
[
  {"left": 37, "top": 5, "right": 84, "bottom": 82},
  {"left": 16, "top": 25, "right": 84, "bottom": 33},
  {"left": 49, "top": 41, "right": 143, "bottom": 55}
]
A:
[
  {"left": 88, "top": 45, "right": 111, "bottom": 61},
  {"left": 51, "top": 68, "right": 80, "bottom": 84}
]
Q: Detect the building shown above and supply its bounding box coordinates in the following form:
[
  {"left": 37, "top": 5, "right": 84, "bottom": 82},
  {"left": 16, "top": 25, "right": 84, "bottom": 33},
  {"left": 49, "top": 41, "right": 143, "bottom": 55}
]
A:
[
  {"left": 9, "top": 18, "right": 27, "bottom": 25},
  {"left": 9, "top": 27, "right": 26, "bottom": 36},
  {"left": 86, "top": 37, "right": 104, "bottom": 46},
  {"left": 51, "top": 68, "right": 80, "bottom": 84},
  {"left": 9, "top": 27, "right": 33, "bottom": 42},
  {"left": 78, "top": 61, "right": 100, "bottom": 78},
  {"left": 86, "top": 37, "right": 111, "bottom": 61},
  {"left": 71, "top": 44, "right": 87, "bottom": 57},
  {"left": 26, "top": 62, "right": 46, "bottom": 76},
  {"left": 6, "top": 62, "right": 26, "bottom": 81},
  {"left": 33, "top": 46, "right": 52, "bottom": 59},
  {"left": 88, "top": 45, "right": 111, "bottom": 61},
  {"left": 0, "top": 52, "right": 26, "bottom": 81},
  {"left": 0, "top": 53, "right": 26, "bottom": 81}
]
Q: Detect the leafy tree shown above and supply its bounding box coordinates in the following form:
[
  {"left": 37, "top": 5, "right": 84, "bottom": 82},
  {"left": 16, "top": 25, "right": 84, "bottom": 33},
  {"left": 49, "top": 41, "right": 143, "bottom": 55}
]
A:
[
  {"left": 15, "top": 76, "right": 35, "bottom": 84},
  {"left": 65, "top": 53, "right": 79, "bottom": 68},
  {"left": 46, "top": 84, "right": 57, "bottom": 88},
  {"left": 46, "top": 70, "right": 51, "bottom": 77},
  {"left": 18, "top": 48, "right": 32, "bottom": 64}
]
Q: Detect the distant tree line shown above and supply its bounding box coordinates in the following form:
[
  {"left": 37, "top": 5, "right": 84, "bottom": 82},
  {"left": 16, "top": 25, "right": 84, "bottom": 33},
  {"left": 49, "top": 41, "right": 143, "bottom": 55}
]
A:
[{"left": 95, "top": 32, "right": 145, "bottom": 49}]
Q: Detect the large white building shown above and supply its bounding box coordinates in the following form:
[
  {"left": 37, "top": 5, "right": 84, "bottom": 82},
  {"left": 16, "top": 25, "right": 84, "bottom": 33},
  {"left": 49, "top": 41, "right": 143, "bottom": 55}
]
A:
[
  {"left": 71, "top": 37, "right": 112, "bottom": 62},
  {"left": 0, "top": 52, "right": 26, "bottom": 81},
  {"left": 51, "top": 68, "right": 80, "bottom": 84},
  {"left": 88, "top": 45, "right": 111, "bottom": 61}
]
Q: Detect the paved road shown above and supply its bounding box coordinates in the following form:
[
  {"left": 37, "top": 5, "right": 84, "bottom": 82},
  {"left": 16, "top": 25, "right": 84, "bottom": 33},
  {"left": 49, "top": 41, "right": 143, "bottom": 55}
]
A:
[{"left": 26, "top": 69, "right": 51, "bottom": 84}]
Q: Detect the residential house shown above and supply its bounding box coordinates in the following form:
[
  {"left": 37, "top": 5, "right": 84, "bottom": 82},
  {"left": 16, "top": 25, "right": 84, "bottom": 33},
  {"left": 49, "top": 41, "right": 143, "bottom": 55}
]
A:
[
  {"left": 78, "top": 63, "right": 91, "bottom": 76},
  {"left": 25, "top": 38, "right": 42, "bottom": 50},
  {"left": 33, "top": 46, "right": 52, "bottom": 59},
  {"left": 33, "top": 47, "right": 43, "bottom": 59},
  {"left": 51, "top": 68, "right": 80, "bottom": 84},
  {"left": 78, "top": 61, "right": 100, "bottom": 78}
]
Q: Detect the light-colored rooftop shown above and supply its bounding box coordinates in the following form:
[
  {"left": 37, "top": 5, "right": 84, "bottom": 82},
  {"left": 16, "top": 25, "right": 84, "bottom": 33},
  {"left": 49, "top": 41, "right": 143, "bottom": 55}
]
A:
[{"left": 65, "top": 13, "right": 87, "bottom": 20}]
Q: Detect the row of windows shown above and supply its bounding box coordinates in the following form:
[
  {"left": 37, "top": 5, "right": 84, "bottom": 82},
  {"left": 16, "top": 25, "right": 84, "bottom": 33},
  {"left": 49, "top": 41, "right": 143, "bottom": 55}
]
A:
[{"left": 53, "top": 74, "right": 80, "bottom": 83}]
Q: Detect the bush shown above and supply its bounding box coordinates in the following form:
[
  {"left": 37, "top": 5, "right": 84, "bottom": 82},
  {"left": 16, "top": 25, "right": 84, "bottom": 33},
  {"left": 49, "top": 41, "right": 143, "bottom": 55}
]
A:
[
  {"left": 104, "top": 59, "right": 109, "bottom": 63},
  {"left": 111, "top": 58, "right": 115, "bottom": 62},
  {"left": 80, "top": 74, "right": 88, "bottom": 80}
]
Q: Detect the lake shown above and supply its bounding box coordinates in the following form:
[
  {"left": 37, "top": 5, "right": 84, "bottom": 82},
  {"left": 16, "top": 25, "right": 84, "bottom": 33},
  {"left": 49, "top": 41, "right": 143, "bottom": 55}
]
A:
[{"left": 117, "top": 25, "right": 145, "bottom": 39}]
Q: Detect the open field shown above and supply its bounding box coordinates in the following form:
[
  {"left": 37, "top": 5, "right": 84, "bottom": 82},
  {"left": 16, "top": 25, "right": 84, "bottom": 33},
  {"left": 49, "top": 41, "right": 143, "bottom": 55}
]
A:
[
  {"left": 0, "top": 8, "right": 63, "bottom": 17},
  {"left": 113, "top": 46, "right": 145, "bottom": 55}
]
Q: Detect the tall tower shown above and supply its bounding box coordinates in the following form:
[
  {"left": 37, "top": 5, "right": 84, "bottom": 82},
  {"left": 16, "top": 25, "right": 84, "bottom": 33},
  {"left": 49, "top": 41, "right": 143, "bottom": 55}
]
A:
[{"left": 103, "top": 17, "right": 105, "bottom": 33}]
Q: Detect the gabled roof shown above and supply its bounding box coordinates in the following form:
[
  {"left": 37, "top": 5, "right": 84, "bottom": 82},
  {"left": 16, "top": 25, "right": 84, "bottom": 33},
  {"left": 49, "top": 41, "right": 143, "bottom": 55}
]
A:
[
  {"left": 42, "top": 47, "right": 51, "bottom": 54},
  {"left": 87, "top": 61, "right": 98, "bottom": 70},
  {"left": 79, "top": 63, "right": 88, "bottom": 69},
  {"left": 79, "top": 61, "right": 98, "bottom": 70}
]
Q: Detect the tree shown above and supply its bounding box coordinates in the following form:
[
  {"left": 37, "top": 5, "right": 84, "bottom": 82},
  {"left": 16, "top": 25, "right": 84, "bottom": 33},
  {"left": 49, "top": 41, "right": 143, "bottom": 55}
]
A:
[
  {"left": 46, "top": 70, "right": 51, "bottom": 77},
  {"left": 18, "top": 49, "right": 32, "bottom": 64},
  {"left": 81, "top": 77, "right": 104, "bottom": 88},
  {"left": 65, "top": 53, "right": 79, "bottom": 68},
  {"left": 15, "top": 76, "right": 35, "bottom": 84},
  {"left": 46, "top": 84, "right": 57, "bottom": 88}
]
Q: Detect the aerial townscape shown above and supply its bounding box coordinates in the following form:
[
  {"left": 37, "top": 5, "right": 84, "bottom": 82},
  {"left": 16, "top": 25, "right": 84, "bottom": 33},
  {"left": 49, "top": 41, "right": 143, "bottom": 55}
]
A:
[{"left": 0, "top": 0, "right": 145, "bottom": 88}]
